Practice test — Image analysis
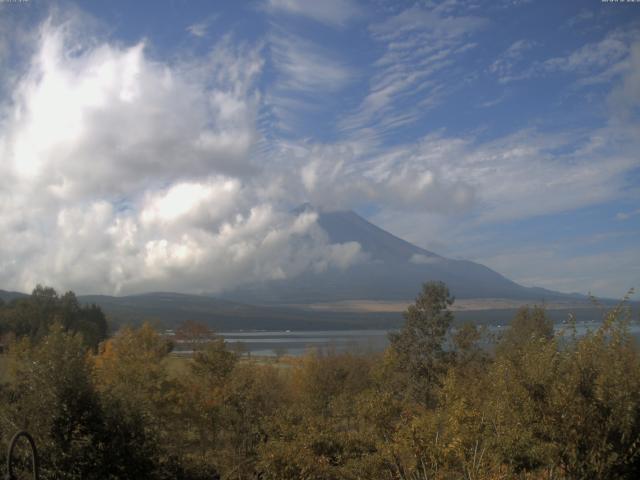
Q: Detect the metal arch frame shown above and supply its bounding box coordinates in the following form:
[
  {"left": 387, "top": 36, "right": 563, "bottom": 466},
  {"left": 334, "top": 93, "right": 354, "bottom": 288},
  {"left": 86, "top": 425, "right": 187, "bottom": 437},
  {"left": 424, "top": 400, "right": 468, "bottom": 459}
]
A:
[{"left": 5, "top": 431, "right": 39, "bottom": 480}]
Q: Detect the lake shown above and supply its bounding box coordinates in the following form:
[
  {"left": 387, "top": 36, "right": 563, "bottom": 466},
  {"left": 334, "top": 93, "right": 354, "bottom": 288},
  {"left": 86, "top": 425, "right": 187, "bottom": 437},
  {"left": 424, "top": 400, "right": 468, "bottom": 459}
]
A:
[
  {"left": 218, "top": 329, "right": 392, "bottom": 356},
  {"left": 215, "top": 321, "right": 640, "bottom": 357}
]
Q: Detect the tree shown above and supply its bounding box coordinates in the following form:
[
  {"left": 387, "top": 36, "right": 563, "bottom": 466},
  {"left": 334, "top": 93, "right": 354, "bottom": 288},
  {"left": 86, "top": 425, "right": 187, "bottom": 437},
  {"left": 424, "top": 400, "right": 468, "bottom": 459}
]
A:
[
  {"left": 93, "top": 323, "right": 175, "bottom": 478},
  {"left": 2, "top": 324, "right": 107, "bottom": 479},
  {"left": 58, "top": 291, "right": 109, "bottom": 351},
  {"left": 485, "top": 299, "right": 640, "bottom": 479},
  {"left": 190, "top": 338, "right": 238, "bottom": 385},
  {"left": 388, "top": 281, "right": 454, "bottom": 406},
  {"left": 175, "top": 320, "right": 215, "bottom": 353},
  {"left": 498, "top": 305, "right": 553, "bottom": 356},
  {"left": 0, "top": 286, "right": 108, "bottom": 350}
]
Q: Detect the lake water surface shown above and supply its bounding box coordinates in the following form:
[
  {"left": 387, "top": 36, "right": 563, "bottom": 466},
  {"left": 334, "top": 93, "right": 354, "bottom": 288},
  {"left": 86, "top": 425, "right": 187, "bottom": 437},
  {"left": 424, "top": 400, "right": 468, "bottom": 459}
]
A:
[
  {"left": 217, "top": 321, "right": 640, "bottom": 357},
  {"left": 219, "top": 329, "right": 392, "bottom": 356}
]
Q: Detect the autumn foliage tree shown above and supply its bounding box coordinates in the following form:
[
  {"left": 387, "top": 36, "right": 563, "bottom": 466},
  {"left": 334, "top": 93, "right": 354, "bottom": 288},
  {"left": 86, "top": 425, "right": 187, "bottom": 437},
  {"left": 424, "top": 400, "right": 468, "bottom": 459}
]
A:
[{"left": 0, "top": 285, "right": 638, "bottom": 479}]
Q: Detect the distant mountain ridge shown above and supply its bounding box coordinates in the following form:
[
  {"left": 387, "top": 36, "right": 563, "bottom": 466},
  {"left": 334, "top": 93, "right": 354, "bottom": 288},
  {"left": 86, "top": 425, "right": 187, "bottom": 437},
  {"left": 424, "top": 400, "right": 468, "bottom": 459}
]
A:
[
  {"left": 0, "top": 208, "right": 582, "bottom": 307},
  {"left": 220, "top": 207, "right": 581, "bottom": 304},
  {"left": 316, "top": 209, "right": 441, "bottom": 263},
  {"left": 0, "top": 289, "right": 28, "bottom": 303}
]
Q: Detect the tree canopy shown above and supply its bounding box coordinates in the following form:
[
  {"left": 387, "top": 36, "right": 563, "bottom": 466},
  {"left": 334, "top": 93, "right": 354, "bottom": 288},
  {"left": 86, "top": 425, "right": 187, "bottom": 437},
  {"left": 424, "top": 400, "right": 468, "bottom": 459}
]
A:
[
  {"left": 0, "top": 285, "right": 108, "bottom": 350},
  {"left": 0, "top": 283, "right": 638, "bottom": 479}
]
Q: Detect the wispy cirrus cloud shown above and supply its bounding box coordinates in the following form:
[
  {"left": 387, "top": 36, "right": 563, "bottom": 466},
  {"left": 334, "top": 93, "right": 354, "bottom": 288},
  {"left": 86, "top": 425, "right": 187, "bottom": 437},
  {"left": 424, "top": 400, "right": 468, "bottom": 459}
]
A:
[
  {"left": 269, "top": 29, "right": 354, "bottom": 93},
  {"left": 489, "top": 39, "right": 537, "bottom": 84},
  {"left": 543, "top": 29, "right": 632, "bottom": 78},
  {"left": 264, "top": 27, "right": 355, "bottom": 134},
  {"left": 490, "top": 28, "right": 639, "bottom": 86},
  {"left": 187, "top": 15, "right": 219, "bottom": 38},
  {"left": 339, "top": 4, "right": 486, "bottom": 140},
  {"left": 269, "top": 107, "right": 639, "bottom": 231},
  {"left": 608, "top": 41, "right": 640, "bottom": 121},
  {"left": 265, "top": 0, "right": 361, "bottom": 27},
  {"left": 616, "top": 208, "right": 640, "bottom": 221},
  {"left": 270, "top": 136, "right": 476, "bottom": 214},
  {"left": 566, "top": 9, "right": 594, "bottom": 29}
]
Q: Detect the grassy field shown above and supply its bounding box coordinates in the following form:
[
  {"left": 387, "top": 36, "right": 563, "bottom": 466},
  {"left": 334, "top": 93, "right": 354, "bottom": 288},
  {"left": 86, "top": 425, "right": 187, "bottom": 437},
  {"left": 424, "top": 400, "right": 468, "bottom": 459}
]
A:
[
  {"left": 164, "top": 352, "right": 295, "bottom": 380},
  {"left": 304, "top": 297, "right": 599, "bottom": 313}
]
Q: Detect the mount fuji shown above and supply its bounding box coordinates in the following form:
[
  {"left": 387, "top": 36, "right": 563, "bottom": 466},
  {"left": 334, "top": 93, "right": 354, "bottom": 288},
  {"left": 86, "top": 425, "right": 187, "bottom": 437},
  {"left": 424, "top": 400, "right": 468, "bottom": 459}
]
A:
[{"left": 220, "top": 206, "right": 577, "bottom": 305}]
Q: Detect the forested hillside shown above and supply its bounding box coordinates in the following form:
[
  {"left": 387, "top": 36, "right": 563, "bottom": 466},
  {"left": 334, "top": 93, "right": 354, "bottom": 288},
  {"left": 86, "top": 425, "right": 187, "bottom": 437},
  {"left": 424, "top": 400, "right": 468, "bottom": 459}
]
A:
[
  {"left": 0, "top": 285, "right": 108, "bottom": 350},
  {"left": 0, "top": 283, "right": 638, "bottom": 479}
]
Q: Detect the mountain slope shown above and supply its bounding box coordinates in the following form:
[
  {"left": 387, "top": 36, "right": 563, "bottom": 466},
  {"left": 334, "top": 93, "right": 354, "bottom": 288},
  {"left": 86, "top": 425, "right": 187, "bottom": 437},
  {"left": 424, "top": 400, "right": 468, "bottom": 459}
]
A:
[
  {"left": 0, "top": 289, "right": 28, "bottom": 302},
  {"left": 221, "top": 208, "right": 576, "bottom": 304},
  {"left": 316, "top": 209, "right": 439, "bottom": 263}
]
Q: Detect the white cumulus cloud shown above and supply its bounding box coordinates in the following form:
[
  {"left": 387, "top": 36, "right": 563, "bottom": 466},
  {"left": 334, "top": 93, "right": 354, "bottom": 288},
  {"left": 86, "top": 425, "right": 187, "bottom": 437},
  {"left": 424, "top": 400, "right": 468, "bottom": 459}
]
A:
[{"left": 0, "top": 18, "right": 363, "bottom": 295}]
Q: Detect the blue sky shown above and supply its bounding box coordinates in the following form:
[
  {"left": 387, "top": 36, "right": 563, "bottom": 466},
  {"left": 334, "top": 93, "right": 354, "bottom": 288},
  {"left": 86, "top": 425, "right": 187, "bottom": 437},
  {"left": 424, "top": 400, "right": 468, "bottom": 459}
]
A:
[{"left": 0, "top": 0, "right": 638, "bottom": 297}]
